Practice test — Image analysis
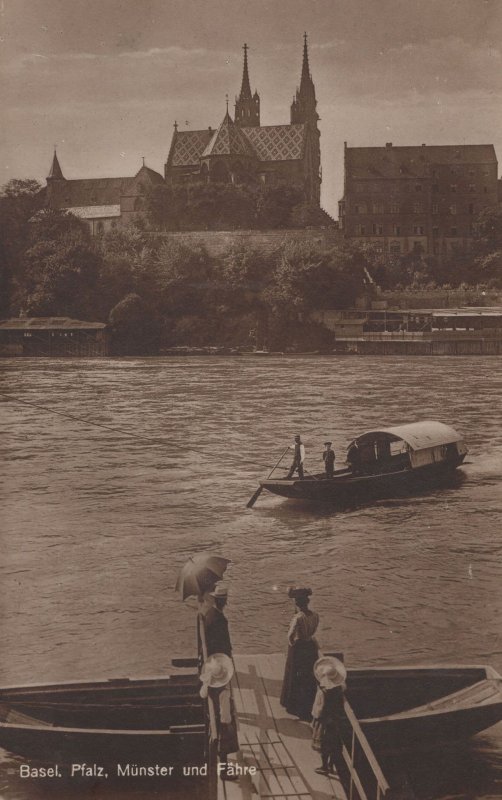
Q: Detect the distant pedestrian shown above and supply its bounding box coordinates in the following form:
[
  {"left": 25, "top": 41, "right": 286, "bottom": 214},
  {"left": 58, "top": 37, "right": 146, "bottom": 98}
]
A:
[
  {"left": 280, "top": 587, "right": 319, "bottom": 720},
  {"left": 204, "top": 583, "right": 232, "bottom": 657},
  {"left": 287, "top": 435, "right": 305, "bottom": 479},
  {"left": 311, "top": 656, "right": 347, "bottom": 776},
  {"left": 322, "top": 441, "right": 335, "bottom": 478}
]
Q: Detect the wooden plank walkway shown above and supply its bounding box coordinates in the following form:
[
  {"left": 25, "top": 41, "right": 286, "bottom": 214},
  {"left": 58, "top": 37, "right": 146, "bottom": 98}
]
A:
[{"left": 218, "top": 653, "right": 347, "bottom": 800}]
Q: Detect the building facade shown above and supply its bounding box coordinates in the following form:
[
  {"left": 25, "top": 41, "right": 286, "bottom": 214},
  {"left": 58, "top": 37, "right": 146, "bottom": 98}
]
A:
[
  {"left": 339, "top": 143, "right": 499, "bottom": 256},
  {"left": 165, "top": 36, "right": 322, "bottom": 205},
  {"left": 45, "top": 152, "right": 164, "bottom": 234}
]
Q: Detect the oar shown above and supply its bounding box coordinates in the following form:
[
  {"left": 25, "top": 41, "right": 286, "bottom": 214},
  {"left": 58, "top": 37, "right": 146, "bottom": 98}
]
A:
[{"left": 246, "top": 447, "right": 290, "bottom": 509}]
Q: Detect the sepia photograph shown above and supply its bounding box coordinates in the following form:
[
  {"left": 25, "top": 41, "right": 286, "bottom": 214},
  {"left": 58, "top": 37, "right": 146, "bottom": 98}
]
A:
[{"left": 1, "top": 1, "right": 502, "bottom": 798}]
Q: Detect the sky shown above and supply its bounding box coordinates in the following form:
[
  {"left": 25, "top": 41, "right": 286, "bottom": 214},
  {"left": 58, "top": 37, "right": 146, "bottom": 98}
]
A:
[{"left": 1, "top": 0, "right": 502, "bottom": 216}]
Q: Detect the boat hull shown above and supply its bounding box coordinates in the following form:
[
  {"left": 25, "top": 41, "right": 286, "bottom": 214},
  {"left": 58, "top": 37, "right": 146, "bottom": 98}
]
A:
[{"left": 261, "top": 459, "right": 465, "bottom": 503}]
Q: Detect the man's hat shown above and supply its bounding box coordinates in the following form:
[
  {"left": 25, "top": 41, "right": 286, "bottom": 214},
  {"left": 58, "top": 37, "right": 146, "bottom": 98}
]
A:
[
  {"left": 314, "top": 656, "right": 347, "bottom": 688},
  {"left": 200, "top": 653, "right": 234, "bottom": 688},
  {"left": 288, "top": 586, "right": 312, "bottom": 599},
  {"left": 324, "top": 441, "right": 332, "bottom": 446},
  {"left": 294, "top": 435, "right": 301, "bottom": 441},
  {"left": 209, "top": 582, "right": 228, "bottom": 598}
]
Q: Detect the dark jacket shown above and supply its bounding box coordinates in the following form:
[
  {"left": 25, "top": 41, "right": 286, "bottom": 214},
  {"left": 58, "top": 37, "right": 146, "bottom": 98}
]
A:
[{"left": 204, "top": 606, "right": 232, "bottom": 656}]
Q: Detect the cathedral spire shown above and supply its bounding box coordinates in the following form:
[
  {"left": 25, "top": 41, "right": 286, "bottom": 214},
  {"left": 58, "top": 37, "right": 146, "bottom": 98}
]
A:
[
  {"left": 47, "top": 148, "right": 64, "bottom": 181},
  {"left": 290, "top": 32, "right": 318, "bottom": 125},
  {"left": 239, "top": 43, "right": 252, "bottom": 100},
  {"left": 235, "top": 43, "right": 260, "bottom": 127},
  {"left": 300, "top": 31, "right": 310, "bottom": 89}
]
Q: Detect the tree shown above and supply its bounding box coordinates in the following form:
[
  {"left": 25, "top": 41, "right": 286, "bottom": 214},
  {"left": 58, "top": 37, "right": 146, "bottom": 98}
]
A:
[
  {"left": 474, "top": 206, "right": 502, "bottom": 253},
  {"left": 0, "top": 178, "right": 44, "bottom": 314},
  {"left": 20, "top": 210, "right": 101, "bottom": 318},
  {"left": 256, "top": 184, "right": 305, "bottom": 229},
  {"left": 108, "top": 292, "right": 160, "bottom": 355}
]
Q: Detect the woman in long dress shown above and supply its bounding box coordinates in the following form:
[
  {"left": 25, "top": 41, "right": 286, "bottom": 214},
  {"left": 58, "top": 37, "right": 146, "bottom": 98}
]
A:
[{"left": 280, "top": 587, "right": 320, "bottom": 720}]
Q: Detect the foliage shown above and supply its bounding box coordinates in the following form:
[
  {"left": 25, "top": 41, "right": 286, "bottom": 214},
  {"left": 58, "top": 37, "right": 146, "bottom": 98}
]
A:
[
  {"left": 108, "top": 292, "right": 160, "bottom": 355},
  {"left": 19, "top": 210, "right": 101, "bottom": 318},
  {"left": 144, "top": 182, "right": 306, "bottom": 231},
  {"left": 0, "top": 179, "right": 44, "bottom": 315}
]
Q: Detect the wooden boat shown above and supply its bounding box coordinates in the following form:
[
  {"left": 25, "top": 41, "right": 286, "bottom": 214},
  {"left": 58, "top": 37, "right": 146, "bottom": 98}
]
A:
[
  {"left": 347, "top": 663, "right": 502, "bottom": 749},
  {"left": 0, "top": 671, "right": 208, "bottom": 766},
  {"left": 0, "top": 662, "right": 500, "bottom": 765},
  {"left": 259, "top": 420, "right": 468, "bottom": 503}
]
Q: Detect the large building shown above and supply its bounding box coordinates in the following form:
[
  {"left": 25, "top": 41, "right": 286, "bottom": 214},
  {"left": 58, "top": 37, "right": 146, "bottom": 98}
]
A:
[
  {"left": 338, "top": 142, "right": 499, "bottom": 257},
  {"left": 44, "top": 153, "right": 164, "bottom": 234},
  {"left": 165, "top": 36, "right": 322, "bottom": 205}
]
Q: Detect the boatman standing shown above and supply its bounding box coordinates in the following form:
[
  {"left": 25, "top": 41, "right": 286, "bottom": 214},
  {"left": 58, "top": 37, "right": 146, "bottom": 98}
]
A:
[
  {"left": 322, "top": 441, "right": 335, "bottom": 478},
  {"left": 287, "top": 435, "right": 305, "bottom": 479}
]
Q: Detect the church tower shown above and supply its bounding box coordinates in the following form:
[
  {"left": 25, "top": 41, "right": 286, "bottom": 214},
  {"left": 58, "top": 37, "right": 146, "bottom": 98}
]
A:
[
  {"left": 290, "top": 34, "right": 321, "bottom": 204},
  {"left": 290, "top": 33, "right": 318, "bottom": 125},
  {"left": 235, "top": 44, "right": 260, "bottom": 127}
]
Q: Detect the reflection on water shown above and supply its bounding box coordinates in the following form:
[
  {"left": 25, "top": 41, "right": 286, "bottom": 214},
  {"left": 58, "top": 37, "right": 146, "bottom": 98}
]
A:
[{"left": 0, "top": 355, "right": 501, "bottom": 798}]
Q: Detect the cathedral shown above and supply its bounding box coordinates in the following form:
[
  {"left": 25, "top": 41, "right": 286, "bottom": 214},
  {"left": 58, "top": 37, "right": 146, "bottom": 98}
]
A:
[
  {"left": 165, "top": 35, "right": 322, "bottom": 204},
  {"left": 44, "top": 36, "right": 323, "bottom": 232}
]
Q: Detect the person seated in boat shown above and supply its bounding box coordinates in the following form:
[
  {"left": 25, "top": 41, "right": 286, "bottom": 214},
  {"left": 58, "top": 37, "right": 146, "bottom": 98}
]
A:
[
  {"left": 346, "top": 441, "right": 361, "bottom": 475},
  {"left": 280, "top": 587, "right": 319, "bottom": 720},
  {"left": 322, "top": 441, "right": 335, "bottom": 478},
  {"left": 287, "top": 435, "right": 305, "bottom": 479},
  {"left": 311, "top": 656, "right": 347, "bottom": 777}
]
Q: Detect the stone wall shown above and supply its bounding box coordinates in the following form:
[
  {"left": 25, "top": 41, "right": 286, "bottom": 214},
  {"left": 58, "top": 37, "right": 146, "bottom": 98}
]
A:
[{"left": 152, "top": 227, "right": 340, "bottom": 258}]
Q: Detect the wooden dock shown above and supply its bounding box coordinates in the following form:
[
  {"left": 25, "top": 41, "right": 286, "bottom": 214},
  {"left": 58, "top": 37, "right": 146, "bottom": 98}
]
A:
[{"left": 218, "top": 653, "right": 347, "bottom": 800}]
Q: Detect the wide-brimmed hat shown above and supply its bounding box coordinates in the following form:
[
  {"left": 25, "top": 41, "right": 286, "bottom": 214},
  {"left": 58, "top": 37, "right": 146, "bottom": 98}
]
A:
[
  {"left": 314, "top": 656, "right": 347, "bottom": 687},
  {"left": 209, "top": 582, "right": 228, "bottom": 598},
  {"left": 288, "top": 586, "right": 312, "bottom": 599},
  {"left": 324, "top": 441, "right": 332, "bottom": 446},
  {"left": 200, "top": 653, "right": 234, "bottom": 688}
]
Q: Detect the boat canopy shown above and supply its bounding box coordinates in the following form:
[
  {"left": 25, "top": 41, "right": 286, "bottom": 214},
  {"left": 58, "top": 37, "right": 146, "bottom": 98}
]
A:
[{"left": 352, "top": 421, "right": 463, "bottom": 452}]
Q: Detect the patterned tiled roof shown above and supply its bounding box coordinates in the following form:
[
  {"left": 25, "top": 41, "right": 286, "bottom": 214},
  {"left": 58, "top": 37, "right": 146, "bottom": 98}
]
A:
[
  {"left": 242, "top": 124, "right": 306, "bottom": 161},
  {"left": 170, "top": 130, "right": 214, "bottom": 167},
  {"left": 202, "top": 113, "right": 256, "bottom": 158}
]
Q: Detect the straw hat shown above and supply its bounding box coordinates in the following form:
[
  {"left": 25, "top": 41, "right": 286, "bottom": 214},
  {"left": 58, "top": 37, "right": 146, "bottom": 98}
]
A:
[
  {"left": 200, "top": 653, "right": 234, "bottom": 689},
  {"left": 314, "top": 656, "right": 347, "bottom": 687},
  {"left": 288, "top": 586, "right": 312, "bottom": 599}
]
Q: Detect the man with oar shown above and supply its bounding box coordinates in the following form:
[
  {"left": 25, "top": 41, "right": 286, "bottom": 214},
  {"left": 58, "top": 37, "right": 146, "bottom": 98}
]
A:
[
  {"left": 246, "top": 445, "right": 290, "bottom": 508},
  {"left": 246, "top": 435, "right": 306, "bottom": 508}
]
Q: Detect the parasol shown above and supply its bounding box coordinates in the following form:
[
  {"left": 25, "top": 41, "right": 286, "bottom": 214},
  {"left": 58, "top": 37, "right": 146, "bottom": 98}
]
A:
[{"left": 175, "top": 553, "right": 231, "bottom": 600}]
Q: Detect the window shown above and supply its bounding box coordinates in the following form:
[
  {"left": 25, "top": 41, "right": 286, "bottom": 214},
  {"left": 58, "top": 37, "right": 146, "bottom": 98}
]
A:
[
  {"left": 432, "top": 203, "right": 439, "bottom": 214},
  {"left": 356, "top": 224, "right": 366, "bottom": 235},
  {"left": 450, "top": 226, "right": 458, "bottom": 236},
  {"left": 413, "top": 225, "right": 425, "bottom": 235},
  {"left": 372, "top": 203, "right": 384, "bottom": 214},
  {"left": 413, "top": 202, "right": 424, "bottom": 213},
  {"left": 355, "top": 184, "right": 365, "bottom": 193},
  {"left": 413, "top": 241, "right": 422, "bottom": 252},
  {"left": 483, "top": 186, "right": 488, "bottom": 194},
  {"left": 468, "top": 203, "right": 474, "bottom": 215},
  {"left": 450, "top": 204, "right": 457, "bottom": 215},
  {"left": 432, "top": 184, "right": 439, "bottom": 193},
  {"left": 372, "top": 223, "right": 383, "bottom": 235},
  {"left": 389, "top": 203, "right": 400, "bottom": 214},
  {"left": 450, "top": 184, "right": 457, "bottom": 193},
  {"left": 392, "top": 224, "right": 401, "bottom": 235},
  {"left": 390, "top": 241, "right": 401, "bottom": 254},
  {"left": 96, "top": 220, "right": 104, "bottom": 235},
  {"left": 432, "top": 226, "right": 439, "bottom": 236},
  {"left": 415, "top": 184, "right": 423, "bottom": 192},
  {"left": 469, "top": 184, "right": 476, "bottom": 193},
  {"left": 354, "top": 204, "right": 367, "bottom": 214}
]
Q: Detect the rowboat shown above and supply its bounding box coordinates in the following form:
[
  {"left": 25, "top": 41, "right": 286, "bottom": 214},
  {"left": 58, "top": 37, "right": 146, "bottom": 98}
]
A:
[
  {"left": 0, "top": 670, "right": 207, "bottom": 766},
  {"left": 0, "top": 662, "right": 500, "bottom": 765},
  {"left": 347, "top": 663, "right": 502, "bottom": 750},
  {"left": 259, "top": 420, "right": 468, "bottom": 503}
]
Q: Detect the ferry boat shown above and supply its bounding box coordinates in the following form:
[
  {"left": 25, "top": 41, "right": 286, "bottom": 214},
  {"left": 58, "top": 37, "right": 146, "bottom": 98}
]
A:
[{"left": 258, "top": 420, "right": 468, "bottom": 503}]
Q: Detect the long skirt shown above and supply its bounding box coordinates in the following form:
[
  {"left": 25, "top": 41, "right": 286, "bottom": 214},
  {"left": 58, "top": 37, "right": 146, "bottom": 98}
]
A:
[{"left": 280, "top": 640, "right": 319, "bottom": 720}]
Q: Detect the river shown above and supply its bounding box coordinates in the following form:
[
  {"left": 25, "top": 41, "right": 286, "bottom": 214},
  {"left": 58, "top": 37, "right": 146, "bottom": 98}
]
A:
[{"left": 0, "top": 355, "right": 501, "bottom": 798}]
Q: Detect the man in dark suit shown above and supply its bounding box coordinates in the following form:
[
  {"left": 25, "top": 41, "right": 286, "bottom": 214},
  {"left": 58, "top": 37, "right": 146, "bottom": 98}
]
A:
[{"left": 204, "top": 583, "right": 232, "bottom": 657}]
